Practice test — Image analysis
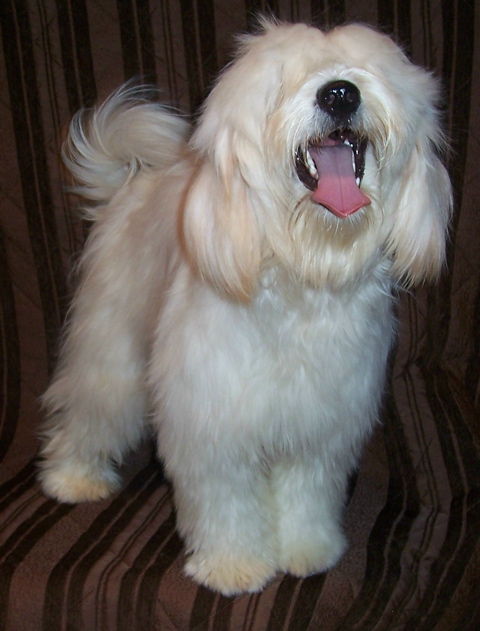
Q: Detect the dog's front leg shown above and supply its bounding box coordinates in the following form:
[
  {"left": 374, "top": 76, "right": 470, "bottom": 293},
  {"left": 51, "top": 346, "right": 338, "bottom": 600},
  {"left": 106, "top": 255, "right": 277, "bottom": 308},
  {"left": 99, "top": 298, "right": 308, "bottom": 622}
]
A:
[
  {"left": 272, "top": 456, "right": 349, "bottom": 578},
  {"left": 164, "top": 456, "right": 279, "bottom": 596}
]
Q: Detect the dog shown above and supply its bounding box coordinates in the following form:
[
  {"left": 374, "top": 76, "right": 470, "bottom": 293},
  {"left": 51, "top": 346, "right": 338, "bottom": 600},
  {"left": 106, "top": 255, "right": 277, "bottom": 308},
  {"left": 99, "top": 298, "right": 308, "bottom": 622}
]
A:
[{"left": 38, "top": 19, "right": 452, "bottom": 596}]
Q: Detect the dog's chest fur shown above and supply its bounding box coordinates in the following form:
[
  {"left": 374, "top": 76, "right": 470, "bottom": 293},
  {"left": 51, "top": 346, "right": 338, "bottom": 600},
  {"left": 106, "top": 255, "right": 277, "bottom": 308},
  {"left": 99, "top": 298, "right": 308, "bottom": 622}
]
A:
[{"left": 152, "top": 261, "right": 395, "bottom": 460}]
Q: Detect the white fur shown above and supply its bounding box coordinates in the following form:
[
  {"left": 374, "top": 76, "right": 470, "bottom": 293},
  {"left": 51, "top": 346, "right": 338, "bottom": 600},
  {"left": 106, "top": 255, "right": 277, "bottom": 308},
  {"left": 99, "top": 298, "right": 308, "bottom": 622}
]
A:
[{"left": 38, "top": 21, "right": 452, "bottom": 595}]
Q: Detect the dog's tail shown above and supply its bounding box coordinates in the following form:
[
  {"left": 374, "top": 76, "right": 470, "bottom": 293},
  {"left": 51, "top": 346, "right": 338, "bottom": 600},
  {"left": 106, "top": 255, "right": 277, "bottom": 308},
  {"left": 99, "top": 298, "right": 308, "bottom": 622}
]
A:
[{"left": 62, "top": 83, "right": 190, "bottom": 210}]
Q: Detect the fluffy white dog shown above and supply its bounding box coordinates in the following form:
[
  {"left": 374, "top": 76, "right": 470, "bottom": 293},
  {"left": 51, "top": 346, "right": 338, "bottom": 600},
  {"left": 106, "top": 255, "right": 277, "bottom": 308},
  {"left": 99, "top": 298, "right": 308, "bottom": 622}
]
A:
[{"left": 39, "top": 20, "right": 452, "bottom": 595}]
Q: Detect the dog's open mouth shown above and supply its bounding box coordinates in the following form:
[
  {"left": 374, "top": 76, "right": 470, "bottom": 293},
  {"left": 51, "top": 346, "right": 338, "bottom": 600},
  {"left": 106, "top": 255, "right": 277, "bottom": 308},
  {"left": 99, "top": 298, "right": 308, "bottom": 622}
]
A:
[{"left": 295, "top": 129, "right": 370, "bottom": 218}]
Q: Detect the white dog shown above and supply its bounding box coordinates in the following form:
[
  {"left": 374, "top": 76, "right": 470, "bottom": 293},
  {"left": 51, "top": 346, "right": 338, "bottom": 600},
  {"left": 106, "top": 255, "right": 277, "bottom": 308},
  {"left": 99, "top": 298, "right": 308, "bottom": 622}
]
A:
[{"left": 39, "top": 20, "right": 452, "bottom": 595}]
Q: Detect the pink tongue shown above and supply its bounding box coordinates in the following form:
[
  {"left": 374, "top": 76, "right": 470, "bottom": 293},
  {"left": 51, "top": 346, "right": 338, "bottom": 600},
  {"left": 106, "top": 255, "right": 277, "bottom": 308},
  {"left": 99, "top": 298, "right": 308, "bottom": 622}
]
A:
[{"left": 310, "top": 145, "right": 370, "bottom": 218}]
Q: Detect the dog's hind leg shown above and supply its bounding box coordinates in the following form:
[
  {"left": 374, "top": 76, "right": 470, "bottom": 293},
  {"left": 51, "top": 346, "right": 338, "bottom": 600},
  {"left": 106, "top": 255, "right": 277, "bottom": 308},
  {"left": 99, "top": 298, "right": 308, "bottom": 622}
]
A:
[
  {"left": 39, "top": 322, "right": 148, "bottom": 503},
  {"left": 38, "top": 201, "right": 156, "bottom": 503}
]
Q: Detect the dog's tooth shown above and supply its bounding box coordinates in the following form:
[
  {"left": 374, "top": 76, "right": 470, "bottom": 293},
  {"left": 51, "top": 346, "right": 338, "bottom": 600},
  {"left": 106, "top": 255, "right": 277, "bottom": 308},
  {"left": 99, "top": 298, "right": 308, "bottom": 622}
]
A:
[
  {"left": 356, "top": 177, "right": 361, "bottom": 186},
  {"left": 306, "top": 152, "right": 317, "bottom": 177}
]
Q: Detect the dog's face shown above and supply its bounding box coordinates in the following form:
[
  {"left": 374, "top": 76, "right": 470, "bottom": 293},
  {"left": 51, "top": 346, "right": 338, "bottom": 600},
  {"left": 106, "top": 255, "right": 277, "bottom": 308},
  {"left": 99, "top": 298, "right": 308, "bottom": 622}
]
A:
[{"left": 183, "top": 21, "right": 452, "bottom": 300}]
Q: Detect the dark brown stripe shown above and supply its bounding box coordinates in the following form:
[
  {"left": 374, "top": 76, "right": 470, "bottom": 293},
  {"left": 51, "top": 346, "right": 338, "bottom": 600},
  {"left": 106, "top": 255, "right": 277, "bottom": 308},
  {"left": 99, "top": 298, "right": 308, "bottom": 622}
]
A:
[
  {"left": 95, "top": 488, "right": 175, "bottom": 627},
  {"left": 243, "top": 593, "right": 263, "bottom": 631},
  {"left": 135, "top": 0, "right": 157, "bottom": 81},
  {"left": 0, "top": 227, "right": 21, "bottom": 461},
  {"left": 337, "top": 384, "right": 419, "bottom": 630},
  {"left": 377, "top": 0, "right": 394, "bottom": 33},
  {"left": 409, "top": 366, "right": 480, "bottom": 627},
  {"left": 327, "top": 0, "right": 345, "bottom": 26},
  {"left": 0, "top": 460, "right": 37, "bottom": 515},
  {"left": 310, "top": 0, "right": 327, "bottom": 27},
  {"left": 0, "top": 462, "right": 78, "bottom": 618},
  {"left": 117, "top": 0, "right": 157, "bottom": 82},
  {"left": 117, "top": 0, "right": 141, "bottom": 78},
  {"left": 376, "top": 0, "right": 412, "bottom": 54},
  {"left": 419, "top": 0, "right": 436, "bottom": 68},
  {"left": 197, "top": 0, "right": 218, "bottom": 91},
  {"left": 116, "top": 511, "right": 179, "bottom": 630},
  {"left": 211, "top": 594, "right": 237, "bottom": 630},
  {"left": 190, "top": 589, "right": 235, "bottom": 631},
  {"left": 41, "top": 459, "right": 164, "bottom": 630},
  {"left": 362, "top": 413, "right": 421, "bottom": 629},
  {"left": 158, "top": 0, "right": 180, "bottom": 105},
  {"left": 457, "top": 587, "right": 480, "bottom": 630},
  {"left": 266, "top": 575, "right": 299, "bottom": 630},
  {"left": 38, "top": 1, "right": 84, "bottom": 269},
  {"left": 36, "top": 1, "right": 62, "bottom": 134},
  {"left": 189, "top": 581, "right": 218, "bottom": 628},
  {"left": 180, "top": 0, "right": 218, "bottom": 112},
  {"left": 383, "top": 368, "right": 443, "bottom": 628},
  {"left": 0, "top": 0, "right": 67, "bottom": 369},
  {"left": 396, "top": 0, "right": 412, "bottom": 54},
  {"left": 246, "top": 0, "right": 280, "bottom": 29},
  {"left": 311, "top": 0, "right": 345, "bottom": 28},
  {"left": 0, "top": 498, "right": 74, "bottom": 630},
  {"left": 459, "top": 2, "right": 480, "bottom": 401},
  {"left": 56, "top": 0, "right": 97, "bottom": 112},
  {"left": 180, "top": 0, "right": 203, "bottom": 111},
  {"left": 465, "top": 284, "right": 480, "bottom": 404},
  {"left": 132, "top": 524, "right": 184, "bottom": 629},
  {"left": 0, "top": 497, "right": 71, "bottom": 563},
  {"left": 425, "top": 0, "right": 475, "bottom": 369},
  {"left": 288, "top": 573, "right": 327, "bottom": 630}
]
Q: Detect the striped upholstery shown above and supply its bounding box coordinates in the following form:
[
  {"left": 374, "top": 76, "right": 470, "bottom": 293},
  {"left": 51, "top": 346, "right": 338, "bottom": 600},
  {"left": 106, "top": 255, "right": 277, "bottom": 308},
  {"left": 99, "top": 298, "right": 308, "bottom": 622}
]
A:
[{"left": 1, "top": 1, "right": 479, "bottom": 629}]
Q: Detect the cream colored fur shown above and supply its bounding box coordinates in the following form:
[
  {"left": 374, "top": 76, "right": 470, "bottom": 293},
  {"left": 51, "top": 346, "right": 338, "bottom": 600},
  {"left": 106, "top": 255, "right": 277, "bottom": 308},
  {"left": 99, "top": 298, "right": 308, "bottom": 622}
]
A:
[{"left": 39, "top": 21, "right": 452, "bottom": 595}]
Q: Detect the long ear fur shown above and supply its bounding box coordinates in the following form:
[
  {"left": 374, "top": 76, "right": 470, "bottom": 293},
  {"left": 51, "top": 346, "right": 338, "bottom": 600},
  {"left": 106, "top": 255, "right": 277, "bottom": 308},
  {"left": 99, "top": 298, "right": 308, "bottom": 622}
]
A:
[
  {"left": 182, "top": 158, "right": 262, "bottom": 302},
  {"left": 181, "top": 23, "right": 286, "bottom": 302},
  {"left": 385, "top": 137, "right": 452, "bottom": 286}
]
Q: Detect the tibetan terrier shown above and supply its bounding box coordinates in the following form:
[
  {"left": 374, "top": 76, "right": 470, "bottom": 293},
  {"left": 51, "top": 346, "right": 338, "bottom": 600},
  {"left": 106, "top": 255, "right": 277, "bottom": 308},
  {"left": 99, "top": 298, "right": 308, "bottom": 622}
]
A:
[{"left": 39, "top": 20, "right": 452, "bottom": 595}]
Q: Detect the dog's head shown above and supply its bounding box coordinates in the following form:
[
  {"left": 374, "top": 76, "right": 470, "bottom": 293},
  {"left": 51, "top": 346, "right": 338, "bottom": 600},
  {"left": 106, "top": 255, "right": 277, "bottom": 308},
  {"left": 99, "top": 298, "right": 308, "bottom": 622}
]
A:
[{"left": 182, "top": 20, "right": 452, "bottom": 300}]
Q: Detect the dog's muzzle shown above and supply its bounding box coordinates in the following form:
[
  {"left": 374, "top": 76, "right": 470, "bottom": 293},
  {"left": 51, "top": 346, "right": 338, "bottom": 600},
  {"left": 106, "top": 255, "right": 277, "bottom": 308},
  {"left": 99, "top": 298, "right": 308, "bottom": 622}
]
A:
[{"left": 295, "top": 80, "right": 371, "bottom": 218}]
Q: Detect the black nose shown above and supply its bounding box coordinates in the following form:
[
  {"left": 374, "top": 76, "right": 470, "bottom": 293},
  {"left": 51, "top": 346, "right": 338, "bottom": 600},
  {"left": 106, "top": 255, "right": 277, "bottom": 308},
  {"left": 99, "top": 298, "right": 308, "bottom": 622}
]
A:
[{"left": 317, "top": 81, "right": 361, "bottom": 119}]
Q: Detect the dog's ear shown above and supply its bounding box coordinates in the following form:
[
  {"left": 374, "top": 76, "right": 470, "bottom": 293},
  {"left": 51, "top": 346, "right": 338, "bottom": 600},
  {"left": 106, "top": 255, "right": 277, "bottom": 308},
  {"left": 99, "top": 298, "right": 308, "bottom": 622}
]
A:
[
  {"left": 182, "top": 156, "right": 262, "bottom": 302},
  {"left": 385, "top": 138, "right": 452, "bottom": 286},
  {"left": 181, "top": 29, "right": 285, "bottom": 302}
]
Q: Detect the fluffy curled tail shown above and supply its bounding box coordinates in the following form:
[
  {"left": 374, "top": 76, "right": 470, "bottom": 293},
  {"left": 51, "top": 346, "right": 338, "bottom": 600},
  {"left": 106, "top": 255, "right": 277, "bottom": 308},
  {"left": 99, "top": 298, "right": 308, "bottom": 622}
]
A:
[{"left": 62, "top": 83, "right": 190, "bottom": 214}]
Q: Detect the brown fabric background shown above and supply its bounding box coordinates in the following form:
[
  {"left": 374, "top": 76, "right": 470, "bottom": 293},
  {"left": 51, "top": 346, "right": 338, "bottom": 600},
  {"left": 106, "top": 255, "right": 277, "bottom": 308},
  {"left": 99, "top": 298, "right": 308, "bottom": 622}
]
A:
[{"left": 1, "top": 1, "right": 479, "bottom": 629}]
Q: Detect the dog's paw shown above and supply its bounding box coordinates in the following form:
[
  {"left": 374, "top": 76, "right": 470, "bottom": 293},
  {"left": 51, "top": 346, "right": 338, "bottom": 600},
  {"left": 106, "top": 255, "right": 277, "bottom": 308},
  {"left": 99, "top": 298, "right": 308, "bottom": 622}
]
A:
[
  {"left": 278, "top": 529, "right": 347, "bottom": 578},
  {"left": 39, "top": 462, "right": 120, "bottom": 503},
  {"left": 185, "top": 551, "right": 276, "bottom": 596}
]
